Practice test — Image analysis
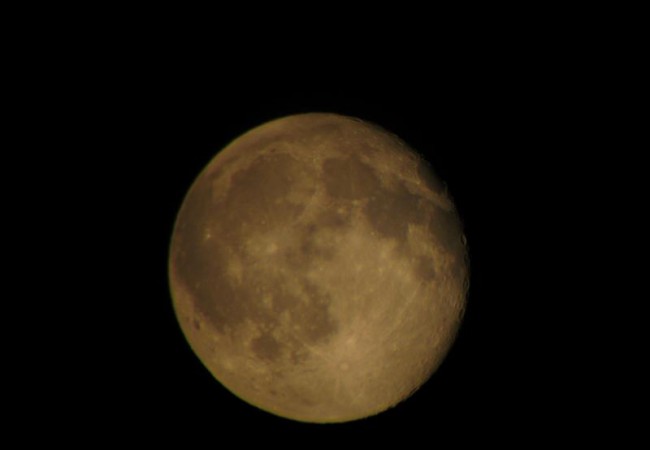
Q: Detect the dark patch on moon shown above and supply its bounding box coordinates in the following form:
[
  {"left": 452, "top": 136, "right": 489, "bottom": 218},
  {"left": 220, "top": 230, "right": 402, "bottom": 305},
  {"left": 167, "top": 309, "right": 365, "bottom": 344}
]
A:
[
  {"left": 322, "top": 155, "right": 381, "bottom": 200},
  {"left": 300, "top": 224, "right": 336, "bottom": 259},
  {"left": 320, "top": 153, "right": 430, "bottom": 243},
  {"left": 192, "top": 269, "right": 254, "bottom": 333},
  {"left": 299, "top": 281, "right": 339, "bottom": 344},
  {"left": 285, "top": 223, "right": 336, "bottom": 269},
  {"left": 365, "top": 182, "right": 426, "bottom": 241},
  {"left": 316, "top": 206, "right": 351, "bottom": 229},
  {"left": 271, "top": 292, "right": 299, "bottom": 314},
  {"left": 414, "top": 256, "right": 437, "bottom": 281},
  {"left": 428, "top": 206, "right": 464, "bottom": 255},
  {"left": 251, "top": 333, "right": 283, "bottom": 361}
]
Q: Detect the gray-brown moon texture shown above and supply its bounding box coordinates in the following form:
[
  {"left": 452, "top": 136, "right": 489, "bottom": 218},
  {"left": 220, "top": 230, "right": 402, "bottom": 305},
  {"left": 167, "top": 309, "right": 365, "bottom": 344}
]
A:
[{"left": 169, "top": 113, "right": 469, "bottom": 423}]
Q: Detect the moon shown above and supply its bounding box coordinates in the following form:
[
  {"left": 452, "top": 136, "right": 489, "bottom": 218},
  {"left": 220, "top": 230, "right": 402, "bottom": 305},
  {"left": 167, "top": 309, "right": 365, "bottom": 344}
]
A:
[{"left": 169, "top": 113, "right": 469, "bottom": 423}]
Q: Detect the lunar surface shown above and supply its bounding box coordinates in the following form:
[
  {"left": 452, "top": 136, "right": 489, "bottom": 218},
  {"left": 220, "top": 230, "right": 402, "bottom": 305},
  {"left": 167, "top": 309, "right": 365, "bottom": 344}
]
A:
[{"left": 169, "top": 113, "right": 469, "bottom": 423}]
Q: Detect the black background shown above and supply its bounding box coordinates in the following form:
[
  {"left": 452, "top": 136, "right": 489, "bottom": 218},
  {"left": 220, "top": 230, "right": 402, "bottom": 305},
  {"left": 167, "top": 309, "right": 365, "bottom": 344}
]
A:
[
  {"left": 32, "top": 29, "right": 622, "bottom": 444},
  {"left": 92, "top": 75, "right": 567, "bottom": 440}
]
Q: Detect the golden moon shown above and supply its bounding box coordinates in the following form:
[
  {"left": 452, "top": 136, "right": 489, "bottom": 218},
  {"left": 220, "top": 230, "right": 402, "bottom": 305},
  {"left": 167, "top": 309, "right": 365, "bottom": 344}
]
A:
[{"left": 169, "top": 113, "right": 469, "bottom": 423}]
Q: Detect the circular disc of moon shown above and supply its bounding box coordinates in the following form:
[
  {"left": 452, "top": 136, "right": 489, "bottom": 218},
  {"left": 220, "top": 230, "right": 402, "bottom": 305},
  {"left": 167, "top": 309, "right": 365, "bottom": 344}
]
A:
[{"left": 169, "top": 113, "right": 469, "bottom": 423}]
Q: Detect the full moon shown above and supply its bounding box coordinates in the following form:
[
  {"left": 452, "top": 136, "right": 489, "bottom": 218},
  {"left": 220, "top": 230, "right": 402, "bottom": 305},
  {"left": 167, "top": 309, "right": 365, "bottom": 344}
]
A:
[{"left": 169, "top": 113, "right": 469, "bottom": 423}]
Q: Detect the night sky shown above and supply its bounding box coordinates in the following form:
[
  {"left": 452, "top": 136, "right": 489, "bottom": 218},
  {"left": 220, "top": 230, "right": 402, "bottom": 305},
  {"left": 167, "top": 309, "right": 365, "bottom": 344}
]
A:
[{"left": 41, "top": 40, "right": 616, "bottom": 444}]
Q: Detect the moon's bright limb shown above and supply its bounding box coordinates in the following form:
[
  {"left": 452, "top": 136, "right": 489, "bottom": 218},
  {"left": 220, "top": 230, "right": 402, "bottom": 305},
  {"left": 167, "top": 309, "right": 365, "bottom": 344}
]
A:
[{"left": 169, "top": 113, "right": 469, "bottom": 423}]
